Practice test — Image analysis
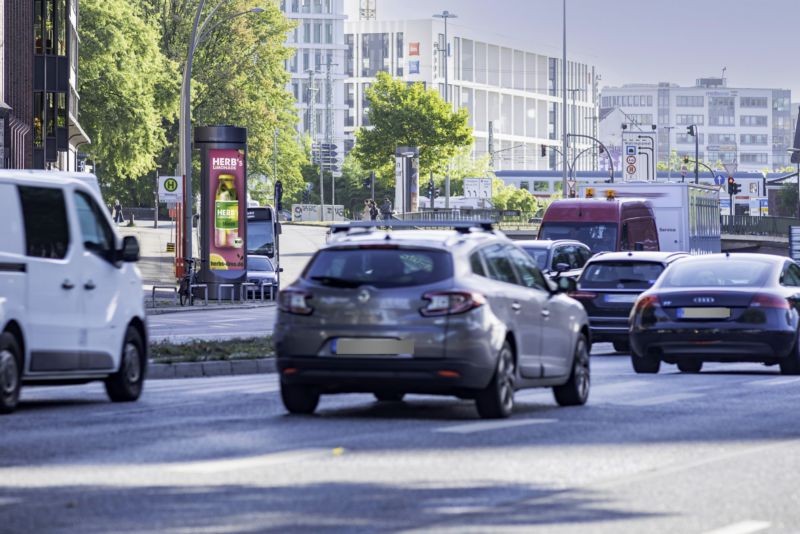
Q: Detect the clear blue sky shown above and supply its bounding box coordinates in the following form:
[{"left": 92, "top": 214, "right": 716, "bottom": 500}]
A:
[{"left": 345, "top": 0, "right": 800, "bottom": 99}]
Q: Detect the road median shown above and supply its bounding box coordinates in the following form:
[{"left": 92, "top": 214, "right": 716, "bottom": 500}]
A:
[{"left": 148, "top": 337, "right": 276, "bottom": 379}]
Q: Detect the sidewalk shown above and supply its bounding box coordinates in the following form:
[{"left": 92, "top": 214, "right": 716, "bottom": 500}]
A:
[{"left": 118, "top": 219, "right": 180, "bottom": 285}]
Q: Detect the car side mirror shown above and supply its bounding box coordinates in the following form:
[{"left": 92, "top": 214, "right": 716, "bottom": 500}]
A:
[
  {"left": 634, "top": 242, "right": 644, "bottom": 251},
  {"left": 555, "top": 262, "right": 570, "bottom": 273},
  {"left": 557, "top": 276, "right": 576, "bottom": 293},
  {"left": 120, "top": 236, "right": 140, "bottom": 263},
  {"left": 279, "top": 267, "right": 284, "bottom": 273}
]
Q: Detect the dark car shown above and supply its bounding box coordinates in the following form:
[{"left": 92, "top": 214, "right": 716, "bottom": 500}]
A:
[
  {"left": 570, "top": 251, "right": 688, "bottom": 352},
  {"left": 517, "top": 239, "right": 592, "bottom": 281},
  {"left": 247, "top": 255, "right": 279, "bottom": 296},
  {"left": 629, "top": 253, "right": 800, "bottom": 375},
  {"left": 274, "top": 222, "right": 591, "bottom": 419}
]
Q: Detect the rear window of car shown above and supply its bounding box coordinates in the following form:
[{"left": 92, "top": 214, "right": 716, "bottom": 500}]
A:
[
  {"left": 522, "top": 247, "right": 549, "bottom": 270},
  {"left": 660, "top": 260, "right": 773, "bottom": 288},
  {"left": 580, "top": 261, "right": 664, "bottom": 289},
  {"left": 304, "top": 247, "right": 452, "bottom": 288}
]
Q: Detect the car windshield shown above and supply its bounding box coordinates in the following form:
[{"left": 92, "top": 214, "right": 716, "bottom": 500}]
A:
[
  {"left": 522, "top": 247, "right": 549, "bottom": 270},
  {"left": 304, "top": 248, "right": 452, "bottom": 288},
  {"left": 248, "top": 257, "right": 274, "bottom": 271},
  {"left": 247, "top": 220, "right": 275, "bottom": 256},
  {"left": 660, "top": 260, "right": 774, "bottom": 288},
  {"left": 539, "top": 223, "right": 617, "bottom": 253},
  {"left": 580, "top": 261, "right": 664, "bottom": 289}
]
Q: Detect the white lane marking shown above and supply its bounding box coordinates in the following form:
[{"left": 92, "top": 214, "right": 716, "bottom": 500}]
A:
[
  {"left": 614, "top": 392, "right": 704, "bottom": 406},
  {"left": 0, "top": 497, "right": 21, "bottom": 507},
  {"left": 167, "top": 449, "right": 324, "bottom": 474},
  {"left": 747, "top": 376, "right": 800, "bottom": 387},
  {"left": 703, "top": 520, "right": 771, "bottom": 534},
  {"left": 435, "top": 418, "right": 557, "bottom": 434}
]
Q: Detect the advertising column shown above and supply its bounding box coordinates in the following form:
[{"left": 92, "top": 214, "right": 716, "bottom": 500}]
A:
[{"left": 195, "top": 126, "right": 247, "bottom": 299}]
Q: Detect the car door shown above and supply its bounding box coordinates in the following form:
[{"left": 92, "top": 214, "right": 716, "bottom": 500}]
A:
[
  {"left": 507, "top": 247, "right": 549, "bottom": 378},
  {"left": 71, "top": 190, "right": 122, "bottom": 371},
  {"left": 18, "top": 184, "right": 84, "bottom": 374}
]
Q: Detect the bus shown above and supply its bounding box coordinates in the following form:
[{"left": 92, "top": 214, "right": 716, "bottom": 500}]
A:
[{"left": 246, "top": 206, "right": 279, "bottom": 259}]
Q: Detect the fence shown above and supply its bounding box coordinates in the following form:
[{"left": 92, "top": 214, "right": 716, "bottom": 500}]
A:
[{"left": 720, "top": 215, "right": 799, "bottom": 237}]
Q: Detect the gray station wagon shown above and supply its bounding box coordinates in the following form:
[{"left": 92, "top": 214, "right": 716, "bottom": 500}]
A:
[{"left": 274, "top": 222, "right": 591, "bottom": 419}]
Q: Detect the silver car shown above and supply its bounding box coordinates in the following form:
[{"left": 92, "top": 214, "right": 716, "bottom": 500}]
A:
[
  {"left": 247, "top": 255, "right": 279, "bottom": 293},
  {"left": 274, "top": 223, "right": 591, "bottom": 419}
]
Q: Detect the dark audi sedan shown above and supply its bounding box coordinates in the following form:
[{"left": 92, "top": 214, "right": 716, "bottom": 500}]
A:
[{"left": 629, "top": 253, "right": 800, "bottom": 374}]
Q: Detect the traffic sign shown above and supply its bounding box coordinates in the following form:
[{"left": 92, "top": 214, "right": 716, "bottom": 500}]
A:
[
  {"left": 626, "top": 164, "right": 637, "bottom": 175},
  {"left": 626, "top": 145, "right": 637, "bottom": 156},
  {"left": 626, "top": 156, "right": 637, "bottom": 165},
  {"left": 464, "top": 178, "right": 492, "bottom": 198},
  {"left": 714, "top": 174, "right": 725, "bottom": 186},
  {"left": 158, "top": 176, "right": 182, "bottom": 203},
  {"left": 723, "top": 163, "right": 738, "bottom": 176}
]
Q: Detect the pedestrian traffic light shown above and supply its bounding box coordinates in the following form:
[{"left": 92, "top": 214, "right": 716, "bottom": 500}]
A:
[
  {"left": 727, "top": 176, "right": 736, "bottom": 195},
  {"left": 686, "top": 125, "right": 696, "bottom": 137}
]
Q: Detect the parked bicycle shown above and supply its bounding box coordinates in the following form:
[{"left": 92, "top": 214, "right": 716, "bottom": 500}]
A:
[{"left": 178, "top": 258, "right": 202, "bottom": 306}]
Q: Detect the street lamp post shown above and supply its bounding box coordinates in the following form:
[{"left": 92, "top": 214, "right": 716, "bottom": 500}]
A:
[
  {"left": 662, "top": 125, "right": 674, "bottom": 180},
  {"left": 179, "top": 1, "right": 264, "bottom": 261},
  {"left": 561, "top": 0, "right": 568, "bottom": 197},
  {"left": 433, "top": 10, "right": 457, "bottom": 209},
  {"left": 788, "top": 148, "right": 800, "bottom": 219}
]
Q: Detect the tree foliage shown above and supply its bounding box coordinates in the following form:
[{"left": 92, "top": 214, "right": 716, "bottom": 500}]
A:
[
  {"left": 490, "top": 178, "right": 539, "bottom": 213},
  {"left": 353, "top": 72, "right": 473, "bottom": 178},
  {"left": 78, "top": 0, "right": 179, "bottom": 203}
]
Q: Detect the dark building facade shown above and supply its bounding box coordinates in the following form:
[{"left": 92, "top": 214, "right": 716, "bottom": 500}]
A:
[{"left": 2, "top": 0, "right": 88, "bottom": 170}]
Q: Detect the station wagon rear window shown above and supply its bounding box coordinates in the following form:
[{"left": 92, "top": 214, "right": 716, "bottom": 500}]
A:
[
  {"left": 304, "top": 248, "right": 452, "bottom": 288},
  {"left": 661, "top": 260, "right": 773, "bottom": 288},
  {"left": 580, "top": 261, "right": 664, "bottom": 289}
]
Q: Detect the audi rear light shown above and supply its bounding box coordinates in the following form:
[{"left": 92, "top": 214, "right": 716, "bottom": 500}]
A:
[
  {"left": 633, "top": 295, "right": 661, "bottom": 313},
  {"left": 278, "top": 290, "right": 314, "bottom": 315},
  {"left": 568, "top": 291, "right": 597, "bottom": 301},
  {"left": 750, "top": 293, "right": 790, "bottom": 310},
  {"left": 420, "top": 291, "right": 486, "bottom": 317}
]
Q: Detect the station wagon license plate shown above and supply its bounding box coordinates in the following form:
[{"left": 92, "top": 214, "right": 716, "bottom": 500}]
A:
[
  {"left": 676, "top": 307, "right": 731, "bottom": 320},
  {"left": 332, "top": 338, "right": 414, "bottom": 356},
  {"left": 604, "top": 294, "right": 638, "bottom": 303}
]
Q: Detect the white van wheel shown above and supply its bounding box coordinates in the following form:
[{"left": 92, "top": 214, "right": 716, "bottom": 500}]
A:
[
  {"left": 105, "top": 327, "right": 145, "bottom": 402},
  {"left": 0, "top": 332, "right": 22, "bottom": 414}
]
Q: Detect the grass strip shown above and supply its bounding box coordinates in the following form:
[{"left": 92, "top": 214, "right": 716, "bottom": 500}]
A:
[{"left": 150, "top": 336, "right": 273, "bottom": 364}]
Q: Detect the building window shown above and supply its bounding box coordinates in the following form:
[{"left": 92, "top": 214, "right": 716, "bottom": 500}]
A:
[
  {"left": 740, "top": 153, "right": 769, "bottom": 164},
  {"left": 345, "top": 34, "right": 354, "bottom": 77},
  {"left": 396, "top": 32, "right": 403, "bottom": 76},
  {"left": 740, "top": 115, "right": 768, "bottom": 127},
  {"left": 740, "top": 96, "right": 768, "bottom": 108},
  {"left": 313, "top": 22, "right": 322, "bottom": 44},
  {"left": 676, "top": 133, "right": 704, "bottom": 145},
  {"left": 325, "top": 21, "right": 333, "bottom": 44},
  {"left": 740, "top": 134, "right": 768, "bottom": 145},
  {"left": 676, "top": 95, "right": 704, "bottom": 107},
  {"left": 361, "top": 82, "right": 372, "bottom": 126},
  {"left": 676, "top": 114, "right": 704, "bottom": 125},
  {"left": 461, "top": 39, "right": 473, "bottom": 83},
  {"left": 303, "top": 22, "right": 310, "bottom": 43},
  {"left": 361, "top": 33, "right": 389, "bottom": 77}
]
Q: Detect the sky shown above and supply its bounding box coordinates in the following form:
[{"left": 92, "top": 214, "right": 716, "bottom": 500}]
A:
[{"left": 344, "top": 0, "right": 800, "bottom": 99}]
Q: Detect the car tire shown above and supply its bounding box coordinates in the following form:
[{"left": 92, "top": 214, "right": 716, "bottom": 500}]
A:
[
  {"left": 553, "top": 334, "right": 590, "bottom": 407},
  {"left": 631, "top": 350, "right": 660, "bottom": 374},
  {"left": 780, "top": 335, "right": 800, "bottom": 375},
  {"left": 475, "top": 341, "right": 515, "bottom": 419},
  {"left": 0, "top": 332, "right": 22, "bottom": 414},
  {"left": 612, "top": 339, "right": 630, "bottom": 353},
  {"left": 105, "top": 326, "right": 146, "bottom": 403},
  {"left": 374, "top": 392, "right": 405, "bottom": 402},
  {"left": 677, "top": 360, "right": 703, "bottom": 373},
  {"left": 281, "top": 383, "right": 320, "bottom": 414}
]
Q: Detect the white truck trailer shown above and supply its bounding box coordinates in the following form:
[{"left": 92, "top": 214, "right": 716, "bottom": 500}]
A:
[{"left": 578, "top": 182, "right": 721, "bottom": 254}]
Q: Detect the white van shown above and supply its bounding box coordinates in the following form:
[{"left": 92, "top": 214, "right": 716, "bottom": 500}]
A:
[{"left": 0, "top": 171, "right": 147, "bottom": 414}]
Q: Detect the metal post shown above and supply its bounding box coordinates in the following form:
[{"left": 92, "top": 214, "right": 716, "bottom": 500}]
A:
[
  {"left": 694, "top": 125, "right": 699, "bottom": 184},
  {"left": 370, "top": 170, "right": 375, "bottom": 202},
  {"left": 325, "top": 55, "right": 335, "bottom": 215},
  {"left": 488, "top": 120, "right": 494, "bottom": 168},
  {"left": 797, "top": 161, "right": 800, "bottom": 220},
  {"left": 561, "top": 0, "right": 568, "bottom": 196},
  {"left": 434, "top": 10, "right": 457, "bottom": 209},
  {"left": 153, "top": 170, "right": 159, "bottom": 229},
  {"left": 273, "top": 128, "right": 278, "bottom": 189}
]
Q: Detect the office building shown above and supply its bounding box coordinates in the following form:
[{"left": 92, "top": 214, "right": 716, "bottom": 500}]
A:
[
  {"left": 343, "top": 17, "right": 599, "bottom": 173},
  {"left": 600, "top": 78, "right": 792, "bottom": 173},
  {"left": 2, "top": 0, "right": 89, "bottom": 170}
]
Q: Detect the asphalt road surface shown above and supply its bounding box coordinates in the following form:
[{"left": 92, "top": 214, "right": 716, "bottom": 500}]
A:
[{"left": 3, "top": 347, "right": 800, "bottom": 533}]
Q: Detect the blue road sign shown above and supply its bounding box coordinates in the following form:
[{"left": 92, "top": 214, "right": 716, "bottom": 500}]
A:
[{"left": 714, "top": 174, "right": 725, "bottom": 186}]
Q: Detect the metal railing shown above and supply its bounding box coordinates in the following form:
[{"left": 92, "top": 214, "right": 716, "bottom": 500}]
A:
[{"left": 721, "top": 215, "right": 799, "bottom": 237}]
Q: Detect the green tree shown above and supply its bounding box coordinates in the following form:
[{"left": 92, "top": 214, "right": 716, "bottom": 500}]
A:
[
  {"left": 78, "top": 0, "right": 179, "bottom": 205},
  {"left": 490, "top": 178, "right": 538, "bottom": 213},
  {"left": 776, "top": 183, "right": 799, "bottom": 217},
  {"left": 353, "top": 72, "right": 473, "bottom": 179}
]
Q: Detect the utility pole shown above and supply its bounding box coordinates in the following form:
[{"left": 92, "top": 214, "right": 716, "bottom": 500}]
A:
[
  {"left": 566, "top": 88, "right": 582, "bottom": 179},
  {"left": 434, "top": 10, "right": 457, "bottom": 209},
  {"left": 325, "top": 54, "right": 336, "bottom": 216},
  {"left": 561, "top": 0, "right": 568, "bottom": 196},
  {"left": 273, "top": 128, "right": 278, "bottom": 188},
  {"left": 662, "top": 125, "right": 674, "bottom": 180},
  {"left": 306, "top": 69, "right": 323, "bottom": 221},
  {"left": 488, "top": 120, "right": 495, "bottom": 169}
]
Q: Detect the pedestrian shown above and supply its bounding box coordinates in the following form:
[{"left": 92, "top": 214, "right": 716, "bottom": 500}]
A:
[
  {"left": 362, "top": 199, "right": 371, "bottom": 221},
  {"left": 369, "top": 199, "right": 379, "bottom": 221},
  {"left": 380, "top": 198, "right": 392, "bottom": 221},
  {"left": 113, "top": 200, "right": 124, "bottom": 224}
]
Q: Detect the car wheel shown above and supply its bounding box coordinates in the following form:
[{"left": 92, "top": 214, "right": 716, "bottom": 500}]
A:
[
  {"left": 105, "top": 326, "right": 146, "bottom": 402},
  {"left": 780, "top": 335, "right": 800, "bottom": 375},
  {"left": 475, "top": 341, "right": 515, "bottom": 419},
  {"left": 374, "top": 392, "right": 405, "bottom": 402},
  {"left": 677, "top": 360, "right": 703, "bottom": 373},
  {"left": 281, "top": 382, "right": 320, "bottom": 414},
  {"left": 0, "top": 332, "right": 22, "bottom": 414},
  {"left": 612, "top": 339, "right": 630, "bottom": 353},
  {"left": 631, "top": 350, "right": 660, "bottom": 374},
  {"left": 553, "top": 334, "right": 590, "bottom": 407}
]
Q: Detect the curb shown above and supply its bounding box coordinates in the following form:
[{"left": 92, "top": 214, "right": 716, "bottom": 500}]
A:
[
  {"left": 148, "top": 357, "right": 276, "bottom": 379},
  {"left": 146, "top": 302, "right": 277, "bottom": 316}
]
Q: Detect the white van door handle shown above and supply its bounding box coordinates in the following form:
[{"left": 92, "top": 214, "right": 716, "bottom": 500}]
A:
[
  {"left": 84, "top": 280, "right": 96, "bottom": 290},
  {"left": 61, "top": 280, "right": 75, "bottom": 290},
  {"left": 511, "top": 302, "right": 522, "bottom": 311},
  {"left": 541, "top": 309, "right": 551, "bottom": 317}
]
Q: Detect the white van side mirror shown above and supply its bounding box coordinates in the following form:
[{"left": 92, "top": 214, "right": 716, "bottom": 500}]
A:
[{"left": 120, "top": 236, "right": 140, "bottom": 263}]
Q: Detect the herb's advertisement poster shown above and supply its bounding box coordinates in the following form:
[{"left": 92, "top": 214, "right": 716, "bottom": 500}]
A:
[{"left": 207, "top": 148, "right": 245, "bottom": 271}]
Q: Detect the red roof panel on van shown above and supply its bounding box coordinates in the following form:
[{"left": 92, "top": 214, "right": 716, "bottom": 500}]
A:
[{"left": 542, "top": 199, "right": 653, "bottom": 222}]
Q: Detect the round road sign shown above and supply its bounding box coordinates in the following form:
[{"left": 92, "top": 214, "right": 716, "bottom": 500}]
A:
[
  {"left": 164, "top": 177, "right": 179, "bottom": 193},
  {"left": 626, "top": 156, "right": 637, "bottom": 165},
  {"left": 626, "top": 164, "right": 637, "bottom": 175}
]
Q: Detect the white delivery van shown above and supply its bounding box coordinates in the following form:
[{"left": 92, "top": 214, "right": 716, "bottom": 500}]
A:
[{"left": 0, "top": 171, "right": 147, "bottom": 414}]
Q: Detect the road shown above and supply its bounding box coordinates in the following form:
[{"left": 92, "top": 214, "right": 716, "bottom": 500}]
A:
[{"left": 3, "top": 347, "right": 800, "bottom": 533}]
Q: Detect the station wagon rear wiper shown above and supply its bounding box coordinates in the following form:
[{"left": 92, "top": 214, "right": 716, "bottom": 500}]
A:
[{"left": 310, "top": 276, "right": 363, "bottom": 288}]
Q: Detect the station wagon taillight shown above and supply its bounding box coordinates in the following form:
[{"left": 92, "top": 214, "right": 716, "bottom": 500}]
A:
[
  {"left": 568, "top": 291, "right": 597, "bottom": 301},
  {"left": 278, "top": 290, "right": 314, "bottom": 315},
  {"left": 633, "top": 295, "right": 661, "bottom": 313},
  {"left": 420, "top": 291, "right": 486, "bottom": 317},
  {"left": 749, "top": 293, "right": 790, "bottom": 310}
]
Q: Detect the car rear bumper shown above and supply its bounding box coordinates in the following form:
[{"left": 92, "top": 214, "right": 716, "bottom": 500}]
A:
[
  {"left": 630, "top": 328, "right": 796, "bottom": 363},
  {"left": 588, "top": 316, "right": 629, "bottom": 342},
  {"left": 276, "top": 355, "right": 495, "bottom": 394}
]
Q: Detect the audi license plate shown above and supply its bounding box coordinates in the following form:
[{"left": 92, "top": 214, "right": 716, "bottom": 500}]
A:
[
  {"left": 605, "top": 294, "right": 638, "bottom": 303},
  {"left": 676, "top": 307, "right": 731, "bottom": 319},
  {"left": 332, "top": 338, "right": 414, "bottom": 356}
]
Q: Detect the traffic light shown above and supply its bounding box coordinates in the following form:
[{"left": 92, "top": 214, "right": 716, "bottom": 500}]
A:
[
  {"left": 686, "top": 125, "right": 696, "bottom": 137},
  {"left": 363, "top": 176, "right": 372, "bottom": 190},
  {"left": 732, "top": 182, "right": 741, "bottom": 195},
  {"left": 302, "top": 189, "right": 310, "bottom": 203},
  {"left": 541, "top": 145, "right": 547, "bottom": 157},
  {"left": 274, "top": 179, "right": 283, "bottom": 212},
  {"left": 727, "top": 176, "right": 736, "bottom": 195}
]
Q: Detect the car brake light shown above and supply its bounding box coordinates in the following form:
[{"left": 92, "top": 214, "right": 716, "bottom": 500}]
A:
[
  {"left": 278, "top": 290, "right": 314, "bottom": 315},
  {"left": 568, "top": 291, "right": 597, "bottom": 301},
  {"left": 750, "top": 293, "right": 790, "bottom": 309},
  {"left": 420, "top": 291, "right": 486, "bottom": 317},
  {"left": 634, "top": 295, "right": 660, "bottom": 313}
]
